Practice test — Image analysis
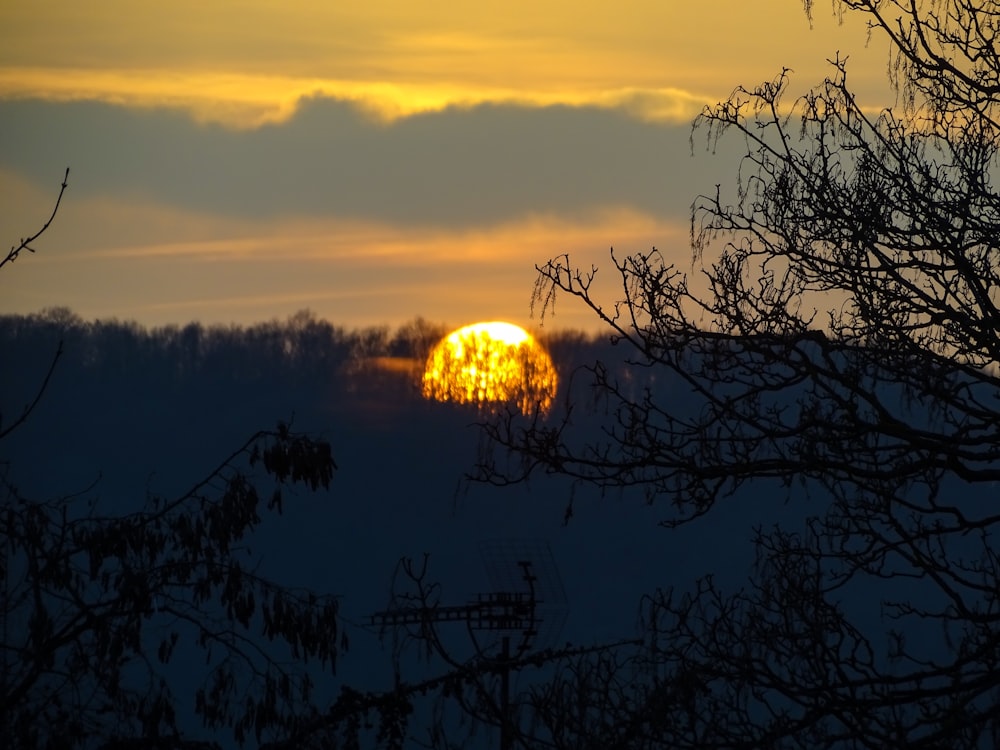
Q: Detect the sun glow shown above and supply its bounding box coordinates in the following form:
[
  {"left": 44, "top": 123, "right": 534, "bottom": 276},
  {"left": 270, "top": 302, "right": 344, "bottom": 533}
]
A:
[{"left": 422, "top": 322, "right": 558, "bottom": 414}]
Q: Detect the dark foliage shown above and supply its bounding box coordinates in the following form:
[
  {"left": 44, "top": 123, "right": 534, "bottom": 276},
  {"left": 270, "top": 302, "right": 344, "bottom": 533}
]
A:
[
  {"left": 2, "top": 425, "right": 339, "bottom": 749},
  {"left": 1, "top": 174, "right": 343, "bottom": 750}
]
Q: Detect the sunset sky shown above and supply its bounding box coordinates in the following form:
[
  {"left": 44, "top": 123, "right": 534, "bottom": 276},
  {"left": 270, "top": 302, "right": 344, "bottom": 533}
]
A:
[{"left": 1, "top": 2, "right": 893, "bottom": 332}]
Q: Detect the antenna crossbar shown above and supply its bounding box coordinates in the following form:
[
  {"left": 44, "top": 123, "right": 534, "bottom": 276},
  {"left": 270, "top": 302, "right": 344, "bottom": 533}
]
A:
[{"left": 371, "top": 589, "right": 539, "bottom": 631}]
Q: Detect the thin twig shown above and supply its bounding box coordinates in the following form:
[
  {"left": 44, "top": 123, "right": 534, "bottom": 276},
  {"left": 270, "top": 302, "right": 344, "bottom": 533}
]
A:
[
  {"left": 0, "top": 341, "right": 64, "bottom": 441},
  {"left": 2, "top": 167, "right": 70, "bottom": 271}
]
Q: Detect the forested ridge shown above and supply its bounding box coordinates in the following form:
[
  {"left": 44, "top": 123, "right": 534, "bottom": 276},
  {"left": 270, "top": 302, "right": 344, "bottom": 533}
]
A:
[{"left": 1, "top": 308, "right": 603, "bottom": 415}]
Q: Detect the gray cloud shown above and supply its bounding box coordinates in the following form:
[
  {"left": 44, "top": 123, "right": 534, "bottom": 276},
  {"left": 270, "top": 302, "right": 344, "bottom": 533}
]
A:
[{"left": 1, "top": 97, "right": 738, "bottom": 226}]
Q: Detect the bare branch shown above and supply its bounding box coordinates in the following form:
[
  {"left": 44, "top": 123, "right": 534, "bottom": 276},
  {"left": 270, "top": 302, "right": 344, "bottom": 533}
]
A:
[{"left": 2, "top": 167, "right": 70, "bottom": 271}]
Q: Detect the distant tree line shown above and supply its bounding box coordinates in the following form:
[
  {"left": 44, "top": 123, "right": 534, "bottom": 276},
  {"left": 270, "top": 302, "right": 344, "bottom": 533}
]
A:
[{"left": 0, "top": 309, "right": 608, "bottom": 414}]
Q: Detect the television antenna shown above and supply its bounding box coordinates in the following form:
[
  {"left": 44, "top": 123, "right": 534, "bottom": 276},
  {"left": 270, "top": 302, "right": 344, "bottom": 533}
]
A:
[{"left": 370, "top": 539, "right": 567, "bottom": 750}]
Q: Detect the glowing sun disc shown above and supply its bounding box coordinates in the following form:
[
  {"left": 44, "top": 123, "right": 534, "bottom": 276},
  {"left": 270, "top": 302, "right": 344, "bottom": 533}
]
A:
[{"left": 422, "top": 321, "right": 558, "bottom": 414}]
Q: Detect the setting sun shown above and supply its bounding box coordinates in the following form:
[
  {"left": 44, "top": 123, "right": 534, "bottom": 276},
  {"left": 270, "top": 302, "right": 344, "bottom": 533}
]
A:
[{"left": 422, "top": 321, "right": 558, "bottom": 414}]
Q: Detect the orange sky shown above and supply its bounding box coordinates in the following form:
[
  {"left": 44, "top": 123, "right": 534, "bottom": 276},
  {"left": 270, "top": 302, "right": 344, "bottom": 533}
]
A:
[{"left": 0, "top": 2, "right": 895, "bottom": 332}]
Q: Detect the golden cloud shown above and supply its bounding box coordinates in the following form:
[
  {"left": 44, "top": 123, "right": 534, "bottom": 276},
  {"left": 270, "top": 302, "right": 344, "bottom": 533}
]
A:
[{"left": 0, "top": 66, "right": 711, "bottom": 129}]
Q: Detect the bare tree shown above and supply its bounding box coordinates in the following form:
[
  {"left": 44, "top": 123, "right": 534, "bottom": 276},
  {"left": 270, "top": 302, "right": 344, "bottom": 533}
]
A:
[{"left": 477, "top": 2, "right": 1000, "bottom": 746}]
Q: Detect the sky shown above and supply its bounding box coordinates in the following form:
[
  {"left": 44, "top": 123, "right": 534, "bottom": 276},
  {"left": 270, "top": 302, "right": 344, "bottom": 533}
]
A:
[{"left": 0, "top": 1, "right": 894, "bottom": 333}]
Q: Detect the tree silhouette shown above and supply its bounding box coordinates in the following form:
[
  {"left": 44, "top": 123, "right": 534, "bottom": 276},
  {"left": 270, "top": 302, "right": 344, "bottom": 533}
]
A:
[
  {"left": 1, "top": 174, "right": 341, "bottom": 750},
  {"left": 477, "top": 2, "right": 1000, "bottom": 746}
]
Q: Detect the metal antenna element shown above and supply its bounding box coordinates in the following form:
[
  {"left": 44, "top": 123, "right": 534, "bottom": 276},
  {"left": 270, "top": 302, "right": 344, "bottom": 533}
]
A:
[
  {"left": 370, "top": 539, "right": 567, "bottom": 658},
  {"left": 369, "top": 539, "right": 568, "bottom": 750},
  {"left": 477, "top": 539, "right": 568, "bottom": 657}
]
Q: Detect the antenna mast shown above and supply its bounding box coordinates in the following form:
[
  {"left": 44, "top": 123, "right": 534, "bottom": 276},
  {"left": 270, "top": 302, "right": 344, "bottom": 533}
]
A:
[{"left": 370, "top": 540, "right": 567, "bottom": 749}]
